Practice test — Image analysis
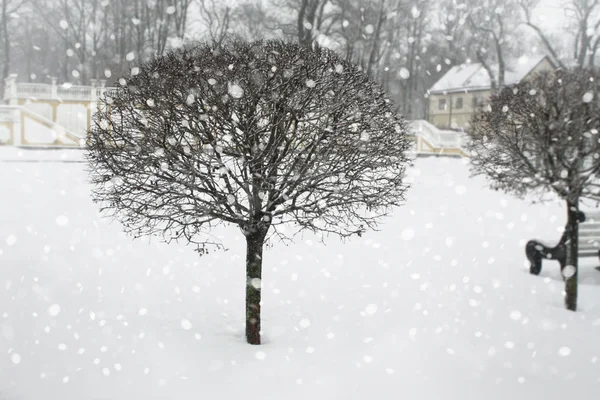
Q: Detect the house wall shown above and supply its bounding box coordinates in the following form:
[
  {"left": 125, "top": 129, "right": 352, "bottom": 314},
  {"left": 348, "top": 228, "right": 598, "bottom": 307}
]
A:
[
  {"left": 427, "top": 57, "right": 556, "bottom": 131},
  {"left": 522, "top": 57, "right": 555, "bottom": 81},
  {"left": 427, "top": 90, "right": 490, "bottom": 130}
]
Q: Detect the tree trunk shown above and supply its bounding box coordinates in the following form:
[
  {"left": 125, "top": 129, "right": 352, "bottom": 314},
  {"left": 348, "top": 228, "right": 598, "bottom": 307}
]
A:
[
  {"left": 1, "top": 0, "right": 10, "bottom": 97},
  {"left": 245, "top": 230, "right": 266, "bottom": 345},
  {"left": 564, "top": 198, "right": 579, "bottom": 311}
]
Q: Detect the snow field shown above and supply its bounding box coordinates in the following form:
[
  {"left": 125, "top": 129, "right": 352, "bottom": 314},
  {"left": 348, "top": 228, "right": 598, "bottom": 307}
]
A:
[{"left": 0, "top": 148, "right": 599, "bottom": 399}]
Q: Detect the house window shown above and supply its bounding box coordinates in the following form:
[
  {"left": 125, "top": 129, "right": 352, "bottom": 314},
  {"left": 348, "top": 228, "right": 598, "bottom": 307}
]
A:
[
  {"left": 455, "top": 97, "right": 463, "bottom": 109},
  {"left": 438, "top": 99, "right": 447, "bottom": 110},
  {"left": 472, "top": 96, "right": 483, "bottom": 109}
]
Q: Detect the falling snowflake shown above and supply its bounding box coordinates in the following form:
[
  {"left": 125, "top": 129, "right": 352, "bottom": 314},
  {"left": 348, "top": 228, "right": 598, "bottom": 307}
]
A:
[
  {"left": 228, "top": 84, "right": 244, "bottom": 98},
  {"left": 509, "top": 310, "right": 522, "bottom": 321},
  {"left": 299, "top": 319, "right": 311, "bottom": 328},
  {"left": 454, "top": 185, "right": 467, "bottom": 195},
  {"left": 181, "top": 319, "right": 192, "bottom": 330},
  {"left": 365, "top": 304, "right": 378, "bottom": 315},
  {"left": 411, "top": 6, "right": 421, "bottom": 18},
  {"left": 401, "top": 228, "right": 415, "bottom": 240},
  {"left": 558, "top": 346, "right": 571, "bottom": 357},
  {"left": 562, "top": 265, "right": 576, "bottom": 279},
  {"left": 47, "top": 304, "right": 61, "bottom": 317},
  {"left": 55, "top": 215, "right": 69, "bottom": 226},
  {"left": 10, "top": 353, "right": 21, "bottom": 364},
  {"left": 6, "top": 234, "right": 16, "bottom": 246},
  {"left": 250, "top": 278, "right": 261, "bottom": 289}
]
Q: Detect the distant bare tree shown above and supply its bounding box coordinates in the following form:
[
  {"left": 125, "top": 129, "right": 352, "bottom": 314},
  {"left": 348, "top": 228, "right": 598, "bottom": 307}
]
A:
[
  {"left": 195, "top": 0, "right": 232, "bottom": 45},
  {"left": 1, "top": 0, "right": 25, "bottom": 94},
  {"left": 86, "top": 39, "right": 411, "bottom": 345},
  {"left": 235, "top": 1, "right": 280, "bottom": 40},
  {"left": 518, "top": 0, "right": 567, "bottom": 68},
  {"left": 466, "top": 0, "right": 521, "bottom": 91},
  {"left": 568, "top": 0, "right": 600, "bottom": 68},
  {"left": 467, "top": 69, "right": 600, "bottom": 312},
  {"left": 297, "top": 0, "right": 330, "bottom": 46}
]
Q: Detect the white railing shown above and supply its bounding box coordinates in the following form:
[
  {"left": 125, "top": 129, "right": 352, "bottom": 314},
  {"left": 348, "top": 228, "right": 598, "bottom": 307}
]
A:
[
  {"left": 15, "top": 83, "right": 53, "bottom": 98},
  {"left": 4, "top": 74, "right": 113, "bottom": 102},
  {"left": 0, "top": 104, "right": 84, "bottom": 146},
  {"left": 408, "top": 119, "right": 468, "bottom": 156},
  {"left": 436, "top": 129, "right": 466, "bottom": 148},
  {"left": 56, "top": 85, "right": 94, "bottom": 100}
]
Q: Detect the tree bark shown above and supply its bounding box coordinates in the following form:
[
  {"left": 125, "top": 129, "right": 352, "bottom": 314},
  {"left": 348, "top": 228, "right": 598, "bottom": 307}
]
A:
[
  {"left": 245, "top": 229, "right": 266, "bottom": 345},
  {"left": 564, "top": 198, "right": 579, "bottom": 311},
  {"left": 1, "top": 0, "right": 10, "bottom": 96}
]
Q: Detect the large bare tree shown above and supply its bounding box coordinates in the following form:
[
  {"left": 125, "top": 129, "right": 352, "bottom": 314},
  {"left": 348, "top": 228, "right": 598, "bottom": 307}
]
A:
[{"left": 86, "top": 39, "right": 411, "bottom": 345}]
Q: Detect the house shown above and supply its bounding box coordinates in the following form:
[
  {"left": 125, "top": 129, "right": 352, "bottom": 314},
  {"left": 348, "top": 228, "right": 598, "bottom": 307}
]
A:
[{"left": 426, "top": 55, "right": 556, "bottom": 130}]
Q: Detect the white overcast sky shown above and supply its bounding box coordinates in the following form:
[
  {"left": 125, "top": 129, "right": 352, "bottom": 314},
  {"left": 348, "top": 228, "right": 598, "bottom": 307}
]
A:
[{"left": 532, "top": 0, "right": 569, "bottom": 31}]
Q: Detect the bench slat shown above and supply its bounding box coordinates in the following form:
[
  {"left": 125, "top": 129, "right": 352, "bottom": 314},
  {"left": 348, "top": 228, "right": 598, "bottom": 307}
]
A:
[
  {"left": 579, "top": 224, "right": 600, "bottom": 230},
  {"left": 578, "top": 230, "right": 600, "bottom": 237}
]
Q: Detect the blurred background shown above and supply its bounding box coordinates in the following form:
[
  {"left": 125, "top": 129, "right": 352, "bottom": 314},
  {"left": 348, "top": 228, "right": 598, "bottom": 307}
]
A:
[{"left": 0, "top": 0, "right": 580, "bottom": 121}]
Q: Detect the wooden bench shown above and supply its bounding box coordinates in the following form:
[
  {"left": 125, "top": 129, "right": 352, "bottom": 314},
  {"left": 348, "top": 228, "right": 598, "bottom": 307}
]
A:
[{"left": 526, "top": 210, "right": 600, "bottom": 275}]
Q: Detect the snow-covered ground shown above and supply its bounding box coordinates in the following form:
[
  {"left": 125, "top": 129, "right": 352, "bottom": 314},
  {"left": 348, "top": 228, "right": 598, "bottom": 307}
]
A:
[{"left": 1, "top": 147, "right": 599, "bottom": 400}]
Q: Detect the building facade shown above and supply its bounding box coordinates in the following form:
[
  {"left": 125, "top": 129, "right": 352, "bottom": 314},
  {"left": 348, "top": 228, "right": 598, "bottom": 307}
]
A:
[{"left": 427, "top": 55, "right": 556, "bottom": 131}]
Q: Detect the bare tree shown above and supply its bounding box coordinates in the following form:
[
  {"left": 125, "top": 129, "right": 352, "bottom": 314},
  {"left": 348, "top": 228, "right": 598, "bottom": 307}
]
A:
[
  {"left": 1, "top": 0, "right": 24, "bottom": 95},
  {"left": 234, "top": 1, "right": 280, "bottom": 40},
  {"left": 467, "top": 69, "right": 600, "bottom": 311},
  {"left": 297, "top": 0, "right": 330, "bottom": 46},
  {"left": 518, "top": 0, "right": 600, "bottom": 69},
  {"left": 466, "top": 0, "right": 521, "bottom": 91},
  {"left": 195, "top": 0, "right": 232, "bottom": 45},
  {"left": 86, "top": 39, "right": 411, "bottom": 345},
  {"left": 518, "top": 0, "right": 567, "bottom": 69},
  {"left": 568, "top": 0, "right": 600, "bottom": 67}
]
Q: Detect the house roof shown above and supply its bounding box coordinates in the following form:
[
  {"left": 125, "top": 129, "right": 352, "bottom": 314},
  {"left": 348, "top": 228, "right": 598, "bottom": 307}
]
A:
[{"left": 429, "top": 55, "right": 551, "bottom": 94}]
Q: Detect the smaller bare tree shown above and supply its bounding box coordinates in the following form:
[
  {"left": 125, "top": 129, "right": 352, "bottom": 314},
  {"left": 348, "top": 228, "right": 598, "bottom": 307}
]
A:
[
  {"left": 467, "top": 69, "right": 600, "bottom": 312},
  {"left": 86, "top": 39, "right": 411, "bottom": 345}
]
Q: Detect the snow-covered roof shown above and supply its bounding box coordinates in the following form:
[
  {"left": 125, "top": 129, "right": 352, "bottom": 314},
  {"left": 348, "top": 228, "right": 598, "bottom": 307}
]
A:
[{"left": 429, "top": 55, "right": 551, "bottom": 94}]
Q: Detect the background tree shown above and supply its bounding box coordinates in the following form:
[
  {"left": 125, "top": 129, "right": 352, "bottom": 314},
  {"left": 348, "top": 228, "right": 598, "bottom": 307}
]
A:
[
  {"left": 86, "top": 39, "right": 411, "bottom": 345},
  {"left": 194, "top": 0, "right": 232, "bottom": 45},
  {"left": 466, "top": 69, "right": 600, "bottom": 311},
  {"left": 0, "top": 0, "right": 24, "bottom": 96},
  {"left": 466, "top": 0, "right": 521, "bottom": 92}
]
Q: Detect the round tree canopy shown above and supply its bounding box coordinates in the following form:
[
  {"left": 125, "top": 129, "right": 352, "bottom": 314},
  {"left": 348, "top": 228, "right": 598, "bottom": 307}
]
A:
[{"left": 87, "top": 39, "right": 410, "bottom": 253}]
